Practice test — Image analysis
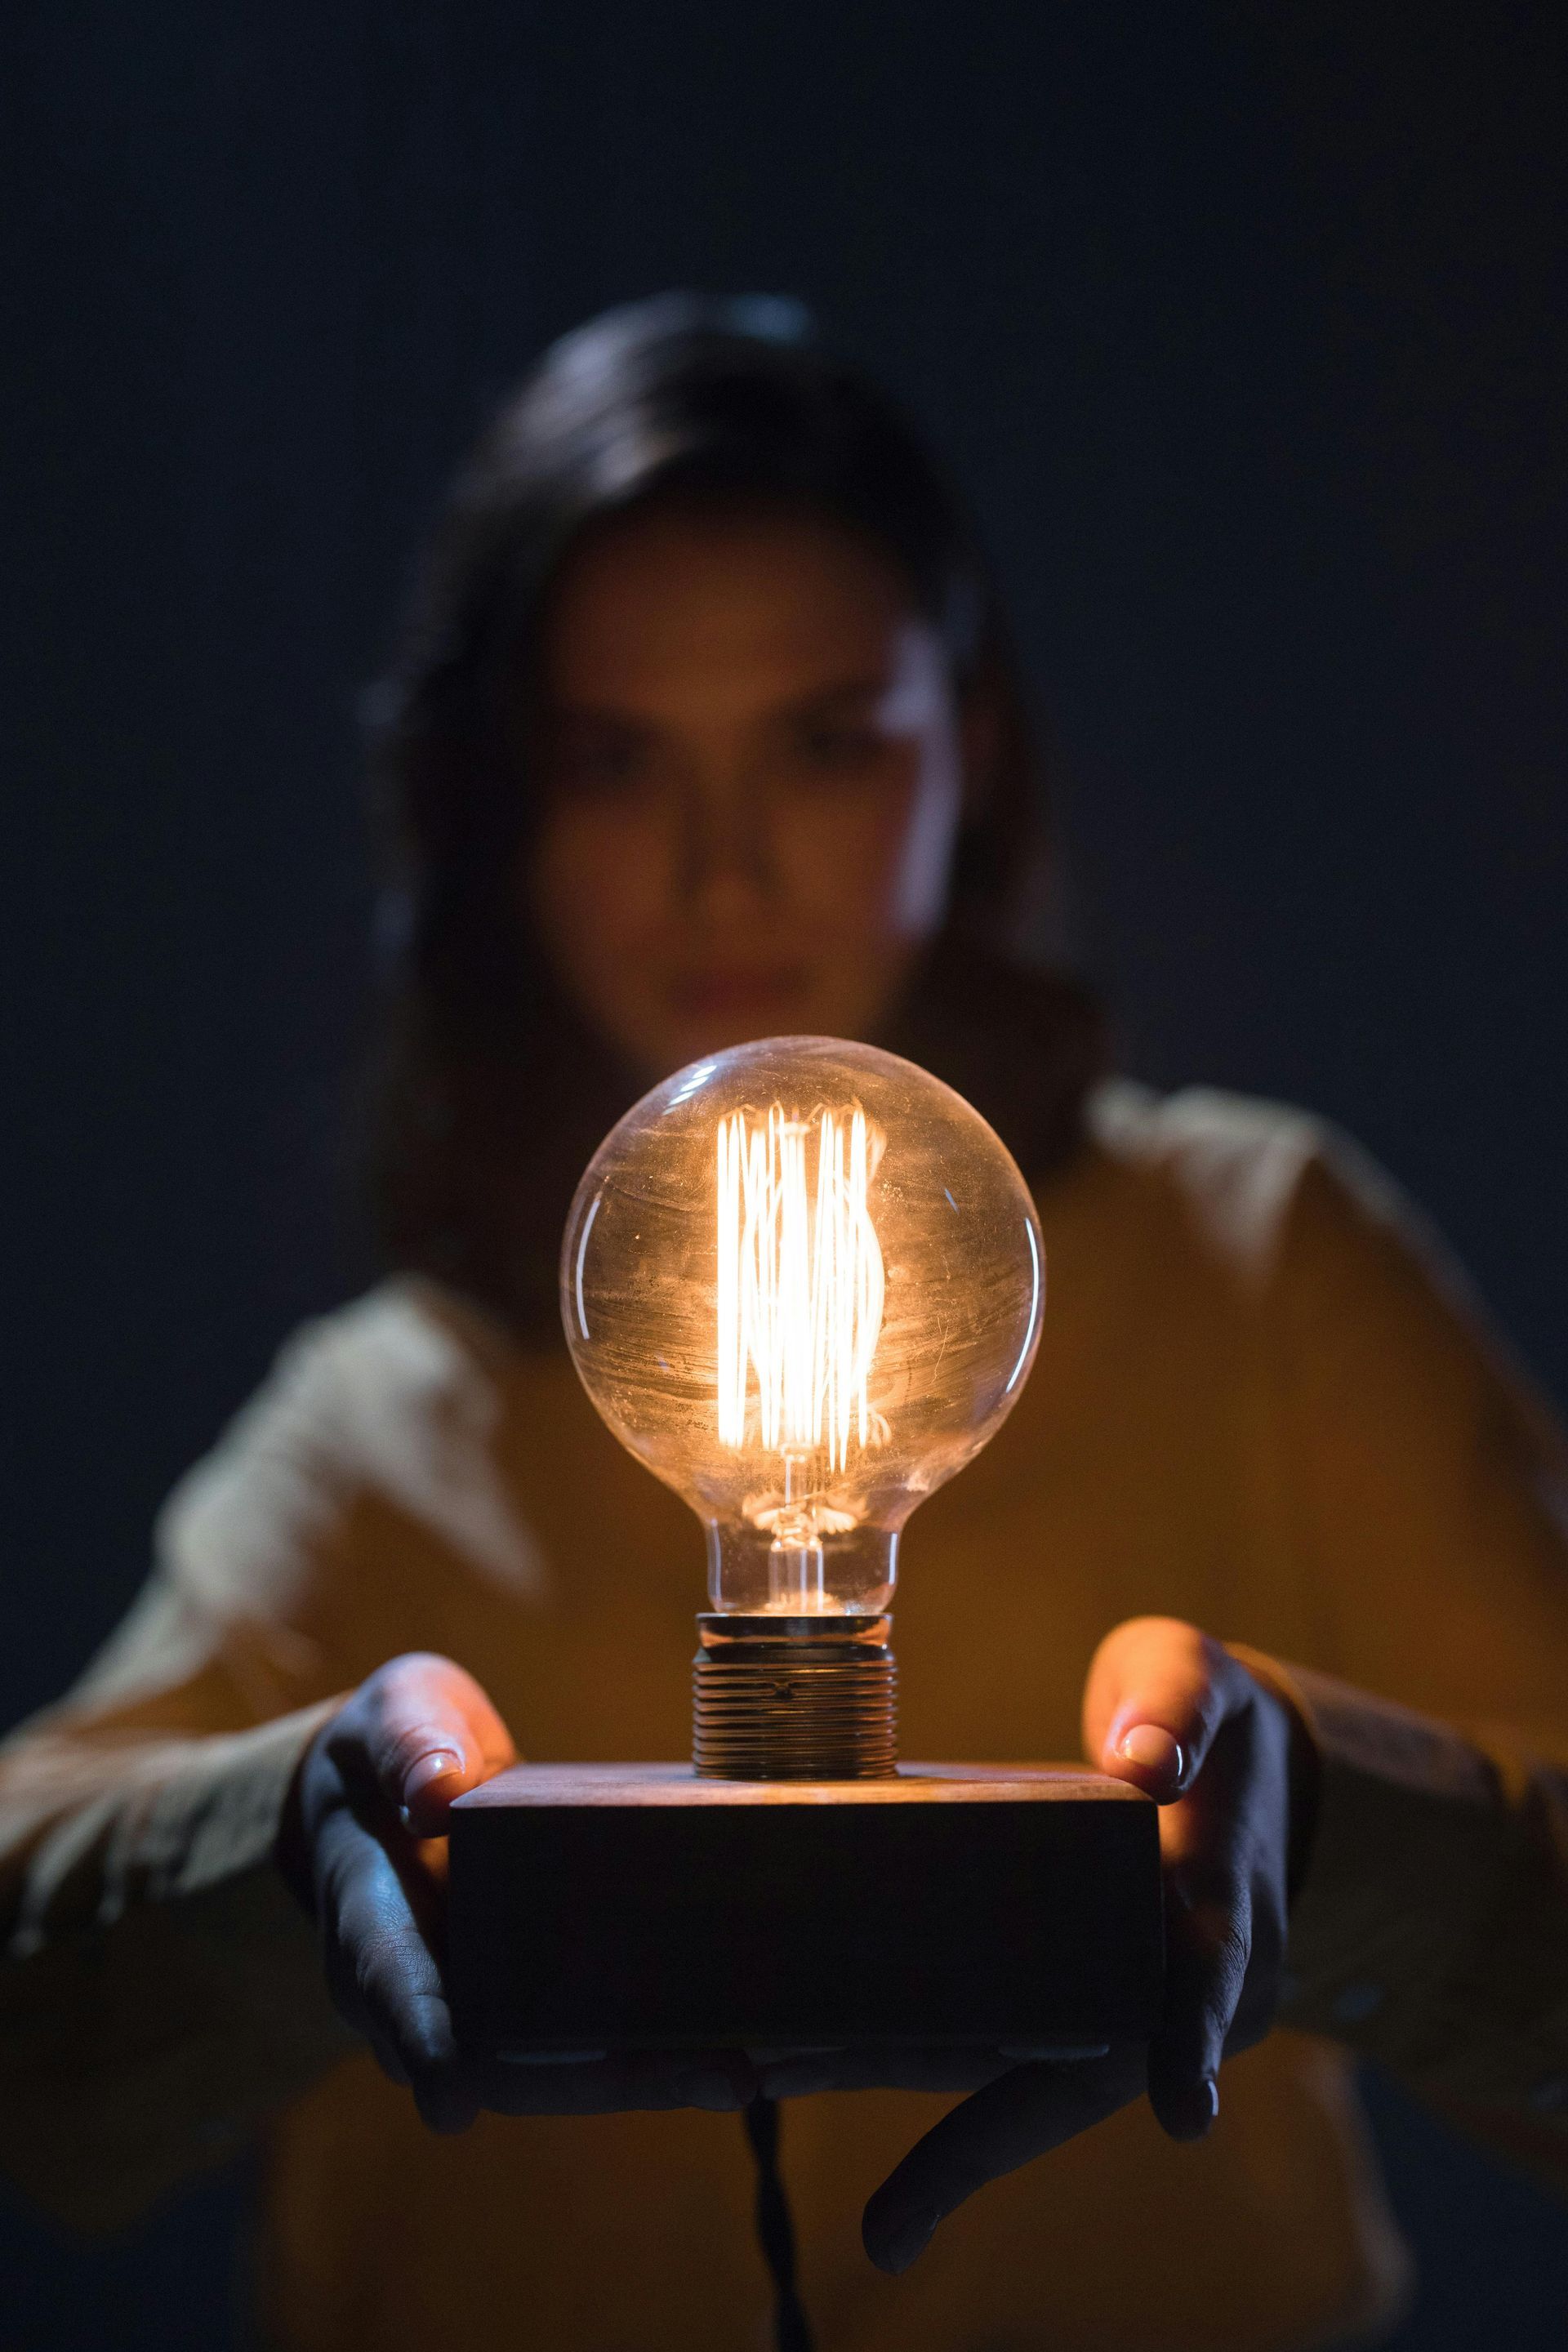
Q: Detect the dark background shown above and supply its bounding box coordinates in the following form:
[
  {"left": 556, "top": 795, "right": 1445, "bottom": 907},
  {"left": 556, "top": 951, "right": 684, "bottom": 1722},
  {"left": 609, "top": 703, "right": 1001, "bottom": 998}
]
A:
[{"left": 4, "top": 2, "right": 1567, "bottom": 2343}]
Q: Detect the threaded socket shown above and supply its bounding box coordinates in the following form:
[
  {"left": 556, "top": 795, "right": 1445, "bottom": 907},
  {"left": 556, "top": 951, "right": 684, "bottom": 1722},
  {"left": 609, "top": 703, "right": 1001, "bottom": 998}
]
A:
[{"left": 693, "top": 1613, "right": 897, "bottom": 1780}]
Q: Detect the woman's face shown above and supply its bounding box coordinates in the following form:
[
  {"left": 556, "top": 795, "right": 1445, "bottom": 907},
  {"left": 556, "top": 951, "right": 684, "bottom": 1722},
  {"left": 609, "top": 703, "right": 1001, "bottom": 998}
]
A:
[{"left": 524, "top": 502, "right": 973, "bottom": 1082}]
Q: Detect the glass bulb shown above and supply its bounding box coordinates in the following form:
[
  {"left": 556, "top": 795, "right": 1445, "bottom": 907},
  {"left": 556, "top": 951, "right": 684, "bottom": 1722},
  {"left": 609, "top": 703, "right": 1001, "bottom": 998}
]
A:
[{"left": 562, "top": 1036, "right": 1045, "bottom": 1619}]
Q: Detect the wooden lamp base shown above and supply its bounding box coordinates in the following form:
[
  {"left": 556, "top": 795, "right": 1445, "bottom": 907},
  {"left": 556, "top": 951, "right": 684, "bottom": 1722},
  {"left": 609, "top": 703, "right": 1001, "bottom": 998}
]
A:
[{"left": 448, "top": 1762, "right": 1164, "bottom": 2055}]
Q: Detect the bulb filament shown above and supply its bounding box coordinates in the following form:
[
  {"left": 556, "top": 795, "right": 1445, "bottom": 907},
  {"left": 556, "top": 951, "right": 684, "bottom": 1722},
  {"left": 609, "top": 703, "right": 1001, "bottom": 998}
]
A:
[{"left": 715, "top": 1104, "right": 886, "bottom": 1480}]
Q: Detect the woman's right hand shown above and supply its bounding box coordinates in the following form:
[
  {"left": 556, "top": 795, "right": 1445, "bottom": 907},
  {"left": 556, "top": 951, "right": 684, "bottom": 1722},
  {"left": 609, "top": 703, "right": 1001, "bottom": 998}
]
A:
[{"left": 276, "top": 1651, "right": 756, "bottom": 2133}]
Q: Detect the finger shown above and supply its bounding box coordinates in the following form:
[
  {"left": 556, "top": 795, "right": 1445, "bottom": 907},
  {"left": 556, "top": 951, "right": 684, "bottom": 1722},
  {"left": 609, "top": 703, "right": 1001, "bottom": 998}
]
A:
[
  {"left": 1147, "top": 1879, "right": 1249, "bottom": 2140},
  {"left": 756, "top": 2041, "right": 1109, "bottom": 2102},
  {"left": 319, "top": 1820, "right": 483, "bottom": 2132},
  {"left": 1145, "top": 1690, "right": 1290, "bottom": 2136},
  {"left": 862, "top": 2046, "right": 1147, "bottom": 2275},
  {"left": 355, "top": 1652, "right": 519, "bottom": 1833},
  {"left": 367, "top": 2033, "right": 412, "bottom": 2089},
  {"left": 481, "top": 2048, "right": 758, "bottom": 2117},
  {"left": 1081, "top": 1617, "right": 1246, "bottom": 1801}
]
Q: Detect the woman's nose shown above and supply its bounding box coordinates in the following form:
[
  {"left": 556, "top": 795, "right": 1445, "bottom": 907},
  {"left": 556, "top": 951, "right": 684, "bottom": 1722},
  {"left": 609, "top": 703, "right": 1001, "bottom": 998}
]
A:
[{"left": 678, "top": 772, "right": 774, "bottom": 918}]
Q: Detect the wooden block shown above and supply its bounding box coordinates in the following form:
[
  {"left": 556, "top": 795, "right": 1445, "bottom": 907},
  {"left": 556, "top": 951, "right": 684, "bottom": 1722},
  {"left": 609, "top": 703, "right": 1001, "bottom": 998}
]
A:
[{"left": 448, "top": 1762, "right": 1164, "bottom": 2054}]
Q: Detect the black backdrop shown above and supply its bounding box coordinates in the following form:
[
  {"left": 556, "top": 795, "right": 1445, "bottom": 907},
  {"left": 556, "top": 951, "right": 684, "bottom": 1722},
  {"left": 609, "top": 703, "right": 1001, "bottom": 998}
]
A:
[{"left": 5, "top": 4, "right": 1568, "bottom": 2344}]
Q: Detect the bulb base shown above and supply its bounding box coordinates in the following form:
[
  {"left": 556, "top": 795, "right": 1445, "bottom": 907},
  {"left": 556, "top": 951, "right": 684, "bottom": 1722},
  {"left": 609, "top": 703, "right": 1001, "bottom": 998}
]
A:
[{"left": 693, "top": 1613, "right": 897, "bottom": 1780}]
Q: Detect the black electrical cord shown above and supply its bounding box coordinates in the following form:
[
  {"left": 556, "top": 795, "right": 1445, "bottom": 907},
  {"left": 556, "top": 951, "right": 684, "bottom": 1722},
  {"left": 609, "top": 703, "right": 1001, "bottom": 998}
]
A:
[{"left": 743, "top": 2094, "right": 816, "bottom": 2352}]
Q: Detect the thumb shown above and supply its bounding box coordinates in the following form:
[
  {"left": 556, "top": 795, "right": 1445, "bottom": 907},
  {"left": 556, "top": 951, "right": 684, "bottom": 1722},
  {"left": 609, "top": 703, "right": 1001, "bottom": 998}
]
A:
[
  {"left": 351, "top": 1652, "right": 519, "bottom": 1836},
  {"left": 1082, "top": 1617, "right": 1242, "bottom": 1802}
]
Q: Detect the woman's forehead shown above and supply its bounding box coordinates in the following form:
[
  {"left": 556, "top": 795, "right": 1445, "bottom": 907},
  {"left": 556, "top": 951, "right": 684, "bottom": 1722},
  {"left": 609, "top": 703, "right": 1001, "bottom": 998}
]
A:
[{"left": 540, "top": 503, "right": 935, "bottom": 715}]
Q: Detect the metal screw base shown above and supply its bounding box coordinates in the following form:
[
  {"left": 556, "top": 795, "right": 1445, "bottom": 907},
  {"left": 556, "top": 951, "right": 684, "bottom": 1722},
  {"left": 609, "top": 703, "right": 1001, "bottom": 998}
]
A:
[{"left": 693, "top": 1614, "right": 898, "bottom": 1780}]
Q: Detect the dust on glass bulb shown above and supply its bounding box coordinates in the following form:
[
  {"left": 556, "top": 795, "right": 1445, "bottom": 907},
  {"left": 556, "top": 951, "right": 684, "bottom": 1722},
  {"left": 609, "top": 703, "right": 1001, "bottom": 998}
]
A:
[{"left": 562, "top": 1036, "right": 1044, "bottom": 1617}]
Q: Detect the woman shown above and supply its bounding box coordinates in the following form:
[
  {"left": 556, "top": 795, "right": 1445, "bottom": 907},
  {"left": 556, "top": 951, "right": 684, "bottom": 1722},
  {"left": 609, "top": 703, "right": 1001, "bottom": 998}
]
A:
[{"left": 3, "top": 292, "right": 1567, "bottom": 2351}]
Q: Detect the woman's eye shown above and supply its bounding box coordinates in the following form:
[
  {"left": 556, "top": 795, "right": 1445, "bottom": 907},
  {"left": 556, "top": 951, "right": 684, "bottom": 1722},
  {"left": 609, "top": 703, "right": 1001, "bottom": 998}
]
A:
[{"left": 549, "top": 733, "right": 648, "bottom": 795}]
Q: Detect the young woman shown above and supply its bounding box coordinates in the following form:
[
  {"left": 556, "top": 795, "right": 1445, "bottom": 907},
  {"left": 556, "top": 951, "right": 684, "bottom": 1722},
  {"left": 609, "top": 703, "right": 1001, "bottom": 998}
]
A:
[{"left": 3, "top": 294, "right": 1567, "bottom": 2352}]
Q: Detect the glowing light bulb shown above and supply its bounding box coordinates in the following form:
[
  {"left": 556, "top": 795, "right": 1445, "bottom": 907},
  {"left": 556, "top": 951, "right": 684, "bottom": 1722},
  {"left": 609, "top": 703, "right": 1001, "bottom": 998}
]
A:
[{"left": 562, "top": 1036, "right": 1045, "bottom": 1775}]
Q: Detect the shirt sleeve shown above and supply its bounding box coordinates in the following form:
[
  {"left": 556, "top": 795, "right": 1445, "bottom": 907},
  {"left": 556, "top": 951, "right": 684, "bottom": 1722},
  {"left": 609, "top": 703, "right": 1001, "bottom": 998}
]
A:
[
  {"left": 1242, "top": 1136, "right": 1568, "bottom": 2176},
  {"left": 0, "top": 1321, "right": 368, "bottom": 2230}
]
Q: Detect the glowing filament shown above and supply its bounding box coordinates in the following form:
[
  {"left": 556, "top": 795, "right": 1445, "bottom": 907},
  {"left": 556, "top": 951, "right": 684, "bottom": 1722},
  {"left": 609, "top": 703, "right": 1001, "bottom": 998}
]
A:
[{"left": 716, "top": 1104, "right": 885, "bottom": 1470}]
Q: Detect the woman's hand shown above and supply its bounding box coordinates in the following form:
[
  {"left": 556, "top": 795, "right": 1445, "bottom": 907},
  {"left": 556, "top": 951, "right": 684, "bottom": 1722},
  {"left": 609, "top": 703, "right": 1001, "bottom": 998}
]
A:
[
  {"left": 277, "top": 1651, "right": 755, "bottom": 2133},
  {"left": 844, "top": 1617, "right": 1309, "bottom": 2274}
]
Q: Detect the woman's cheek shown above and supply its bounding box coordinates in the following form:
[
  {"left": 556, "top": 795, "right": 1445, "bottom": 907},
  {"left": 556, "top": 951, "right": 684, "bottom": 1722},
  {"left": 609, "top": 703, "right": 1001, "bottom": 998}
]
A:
[
  {"left": 527, "top": 815, "right": 668, "bottom": 1032},
  {"left": 541, "top": 805, "right": 667, "bottom": 930},
  {"left": 779, "top": 777, "right": 930, "bottom": 939}
]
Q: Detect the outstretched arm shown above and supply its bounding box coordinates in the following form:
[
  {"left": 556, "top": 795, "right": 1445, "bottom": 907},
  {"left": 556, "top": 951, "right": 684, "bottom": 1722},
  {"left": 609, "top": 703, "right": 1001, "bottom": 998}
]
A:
[{"left": 854, "top": 1134, "right": 1568, "bottom": 2269}]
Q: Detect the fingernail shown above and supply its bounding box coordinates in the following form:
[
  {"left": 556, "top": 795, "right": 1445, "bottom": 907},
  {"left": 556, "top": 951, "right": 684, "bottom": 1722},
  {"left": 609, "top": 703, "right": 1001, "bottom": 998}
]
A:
[
  {"left": 404, "top": 1748, "right": 464, "bottom": 1803},
  {"left": 1116, "top": 1724, "right": 1184, "bottom": 1783},
  {"left": 1173, "top": 2076, "right": 1220, "bottom": 2140},
  {"left": 884, "top": 2207, "right": 940, "bottom": 2276}
]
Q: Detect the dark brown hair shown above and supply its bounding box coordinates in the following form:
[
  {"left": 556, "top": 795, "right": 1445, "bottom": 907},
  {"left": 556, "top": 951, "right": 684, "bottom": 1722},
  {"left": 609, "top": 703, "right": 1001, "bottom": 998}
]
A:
[{"left": 365, "top": 292, "right": 1089, "bottom": 1335}]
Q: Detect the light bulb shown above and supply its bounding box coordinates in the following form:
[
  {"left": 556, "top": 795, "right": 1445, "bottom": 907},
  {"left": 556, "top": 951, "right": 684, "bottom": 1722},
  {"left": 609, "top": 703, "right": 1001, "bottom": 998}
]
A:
[{"left": 561, "top": 1035, "right": 1045, "bottom": 1776}]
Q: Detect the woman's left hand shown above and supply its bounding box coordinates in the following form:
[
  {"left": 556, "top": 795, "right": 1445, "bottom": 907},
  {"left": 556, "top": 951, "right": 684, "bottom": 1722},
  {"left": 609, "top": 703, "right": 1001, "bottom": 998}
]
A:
[{"left": 761, "top": 1617, "right": 1309, "bottom": 2274}]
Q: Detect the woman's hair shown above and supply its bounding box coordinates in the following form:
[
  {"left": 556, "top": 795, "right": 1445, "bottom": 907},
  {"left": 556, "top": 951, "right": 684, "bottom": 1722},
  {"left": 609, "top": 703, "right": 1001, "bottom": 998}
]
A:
[{"left": 365, "top": 292, "right": 1084, "bottom": 1334}]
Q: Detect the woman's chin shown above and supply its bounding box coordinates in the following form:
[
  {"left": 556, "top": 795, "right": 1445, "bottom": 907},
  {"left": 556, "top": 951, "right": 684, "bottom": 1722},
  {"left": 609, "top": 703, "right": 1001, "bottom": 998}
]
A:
[
  {"left": 615, "top": 978, "right": 899, "bottom": 1082},
  {"left": 641, "top": 998, "right": 818, "bottom": 1071},
  {"left": 639, "top": 1018, "right": 797, "bottom": 1079}
]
